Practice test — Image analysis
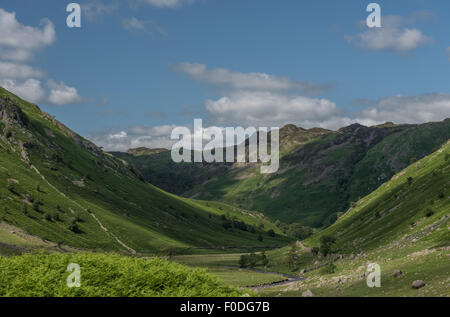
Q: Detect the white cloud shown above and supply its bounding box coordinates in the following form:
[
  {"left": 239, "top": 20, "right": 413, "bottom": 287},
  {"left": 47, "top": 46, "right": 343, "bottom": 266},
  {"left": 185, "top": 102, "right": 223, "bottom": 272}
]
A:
[
  {"left": 205, "top": 91, "right": 341, "bottom": 128},
  {"left": 140, "top": 0, "right": 195, "bottom": 8},
  {"left": 0, "top": 8, "right": 55, "bottom": 62},
  {"left": 122, "top": 17, "right": 167, "bottom": 36},
  {"left": 88, "top": 125, "right": 178, "bottom": 151},
  {"left": 174, "top": 63, "right": 333, "bottom": 95},
  {"left": 0, "top": 78, "right": 45, "bottom": 103},
  {"left": 47, "top": 81, "right": 83, "bottom": 105},
  {"left": 353, "top": 93, "right": 450, "bottom": 126},
  {"left": 0, "top": 8, "right": 83, "bottom": 106},
  {"left": 81, "top": 1, "right": 119, "bottom": 22},
  {"left": 0, "top": 61, "right": 43, "bottom": 79},
  {"left": 109, "top": 131, "right": 127, "bottom": 139},
  {"left": 87, "top": 92, "right": 450, "bottom": 151},
  {"left": 346, "top": 12, "right": 433, "bottom": 54}
]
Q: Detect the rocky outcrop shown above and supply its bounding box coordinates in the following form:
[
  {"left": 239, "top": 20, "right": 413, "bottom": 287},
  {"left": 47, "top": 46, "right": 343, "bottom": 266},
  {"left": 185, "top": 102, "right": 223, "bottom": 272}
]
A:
[{"left": 0, "top": 96, "right": 29, "bottom": 128}]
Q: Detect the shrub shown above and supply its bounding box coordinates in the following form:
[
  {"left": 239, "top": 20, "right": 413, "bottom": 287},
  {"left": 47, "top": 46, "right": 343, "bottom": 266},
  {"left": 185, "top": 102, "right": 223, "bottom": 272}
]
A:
[
  {"left": 425, "top": 208, "right": 434, "bottom": 218},
  {"left": 320, "top": 262, "right": 337, "bottom": 274},
  {"left": 407, "top": 177, "right": 413, "bottom": 185},
  {"left": 311, "top": 247, "right": 320, "bottom": 256},
  {"left": 33, "top": 200, "right": 40, "bottom": 212},
  {"left": 68, "top": 222, "right": 80, "bottom": 233},
  {"left": 7, "top": 184, "right": 15, "bottom": 193},
  {"left": 267, "top": 229, "right": 275, "bottom": 237},
  {"left": 222, "top": 220, "right": 232, "bottom": 230},
  {"left": 238, "top": 253, "right": 265, "bottom": 268}
]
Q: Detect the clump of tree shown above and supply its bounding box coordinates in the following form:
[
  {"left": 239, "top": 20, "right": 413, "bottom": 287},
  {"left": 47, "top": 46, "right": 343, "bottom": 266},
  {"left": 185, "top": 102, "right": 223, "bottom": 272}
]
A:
[
  {"left": 220, "top": 215, "right": 251, "bottom": 232},
  {"left": 163, "top": 246, "right": 177, "bottom": 259},
  {"left": 68, "top": 221, "right": 80, "bottom": 234},
  {"left": 287, "top": 224, "right": 313, "bottom": 240},
  {"left": 319, "top": 235, "right": 337, "bottom": 257},
  {"left": 239, "top": 252, "right": 268, "bottom": 268},
  {"left": 43, "top": 213, "right": 52, "bottom": 221}
]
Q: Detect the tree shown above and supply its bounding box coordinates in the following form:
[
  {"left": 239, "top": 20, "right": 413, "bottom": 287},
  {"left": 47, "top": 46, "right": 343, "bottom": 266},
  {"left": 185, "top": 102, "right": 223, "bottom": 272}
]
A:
[
  {"left": 267, "top": 229, "right": 275, "bottom": 237},
  {"left": 285, "top": 244, "right": 298, "bottom": 270},
  {"left": 288, "top": 224, "right": 313, "bottom": 240},
  {"left": 319, "top": 235, "right": 336, "bottom": 257},
  {"left": 68, "top": 222, "right": 80, "bottom": 233},
  {"left": 261, "top": 251, "right": 269, "bottom": 267},
  {"left": 257, "top": 234, "right": 263, "bottom": 242},
  {"left": 311, "top": 247, "right": 320, "bottom": 256},
  {"left": 164, "top": 246, "right": 177, "bottom": 259}
]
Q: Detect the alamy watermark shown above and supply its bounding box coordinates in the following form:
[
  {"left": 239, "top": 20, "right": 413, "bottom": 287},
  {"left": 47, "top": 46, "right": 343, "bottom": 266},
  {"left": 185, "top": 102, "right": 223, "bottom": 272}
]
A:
[
  {"left": 366, "top": 263, "right": 381, "bottom": 288},
  {"left": 170, "top": 119, "right": 280, "bottom": 174},
  {"left": 67, "top": 263, "right": 81, "bottom": 288}
]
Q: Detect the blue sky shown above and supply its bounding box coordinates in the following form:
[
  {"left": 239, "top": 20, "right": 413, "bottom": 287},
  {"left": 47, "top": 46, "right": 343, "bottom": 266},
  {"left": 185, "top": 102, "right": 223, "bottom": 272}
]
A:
[{"left": 0, "top": 0, "right": 449, "bottom": 150}]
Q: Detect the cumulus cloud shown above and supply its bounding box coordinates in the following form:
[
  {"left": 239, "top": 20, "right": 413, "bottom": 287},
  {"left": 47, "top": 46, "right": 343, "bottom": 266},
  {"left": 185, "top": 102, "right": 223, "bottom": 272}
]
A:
[
  {"left": 0, "top": 61, "right": 43, "bottom": 79},
  {"left": 346, "top": 11, "right": 433, "bottom": 54},
  {"left": 47, "top": 81, "right": 83, "bottom": 106},
  {"left": 88, "top": 92, "right": 450, "bottom": 151},
  {"left": 88, "top": 125, "right": 178, "bottom": 151},
  {"left": 353, "top": 93, "right": 450, "bottom": 126},
  {"left": 0, "top": 78, "right": 45, "bottom": 103},
  {"left": 205, "top": 91, "right": 341, "bottom": 128},
  {"left": 174, "top": 63, "right": 333, "bottom": 95},
  {"left": 139, "top": 0, "right": 195, "bottom": 8},
  {"left": 0, "top": 8, "right": 83, "bottom": 106},
  {"left": 0, "top": 8, "right": 55, "bottom": 62}
]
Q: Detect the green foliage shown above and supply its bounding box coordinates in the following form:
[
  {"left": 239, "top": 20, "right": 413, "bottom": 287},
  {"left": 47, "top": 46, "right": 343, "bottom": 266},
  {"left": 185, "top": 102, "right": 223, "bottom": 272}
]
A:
[
  {"left": 319, "top": 235, "right": 336, "bottom": 257},
  {"left": 287, "top": 224, "right": 313, "bottom": 240},
  {"left": 320, "top": 262, "right": 337, "bottom": 274},
  {"left": 238, "top": 253, "right": 268, "bottom": 268},
  {"left": 0, "top": 252, "right": 244, "bottom": 297},
  {"left": 285, "top": 244, "right": 299, "bottom": 270}
]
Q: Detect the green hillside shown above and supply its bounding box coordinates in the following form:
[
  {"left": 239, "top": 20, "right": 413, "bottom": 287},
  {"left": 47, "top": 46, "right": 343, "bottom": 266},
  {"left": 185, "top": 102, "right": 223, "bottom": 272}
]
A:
[
  {"left": 111, "top": 149, "right": 231, "bottom": 195},
  {"left": 181, "top": 121, "right": 450, "bottom": 227},
  {"left": 256, "top": 141, "right": 450, "bottom": 296},
  {"left": 0, "top": 87, "right": 289, "bottom": 255}
]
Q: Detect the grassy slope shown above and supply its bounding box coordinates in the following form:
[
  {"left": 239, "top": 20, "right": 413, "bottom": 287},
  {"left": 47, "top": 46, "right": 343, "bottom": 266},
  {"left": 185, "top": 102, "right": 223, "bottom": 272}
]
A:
[
  {"left": 258, "top": 141, "right": 450, "bottom": 296},
  {"left": 111, "top": 150, "right": 231, "bottom": 196},
  {"left": 0, "top": 252, "right": 246, "bottom": 297},
  {"left": 184, "top": 121, "right": 450, "bottom": 227},
  {"left": 0, "top": 87, "right": 289, "bottom": 254}
]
